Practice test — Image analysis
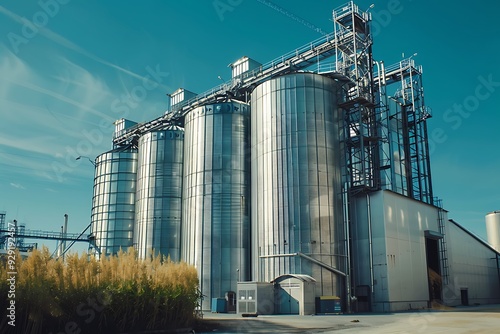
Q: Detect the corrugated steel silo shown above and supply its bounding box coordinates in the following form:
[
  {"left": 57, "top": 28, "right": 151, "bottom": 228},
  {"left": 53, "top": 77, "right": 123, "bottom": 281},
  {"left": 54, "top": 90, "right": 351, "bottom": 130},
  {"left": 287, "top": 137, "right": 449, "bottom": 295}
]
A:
[
  {"left": 91, "top": 146, "right": 138, "bottom": 258},
  {"left": 251, "top": 72, "right": 344, "bottom": 297},
  {"left": 182, "top": 101, "right": 250, "bottom": 310},
  {"left": 486, "top": 211, "right": 500, "bottom": 252},
  {"left": 134, "top": 126, "right": 184, "bottom": 260}
]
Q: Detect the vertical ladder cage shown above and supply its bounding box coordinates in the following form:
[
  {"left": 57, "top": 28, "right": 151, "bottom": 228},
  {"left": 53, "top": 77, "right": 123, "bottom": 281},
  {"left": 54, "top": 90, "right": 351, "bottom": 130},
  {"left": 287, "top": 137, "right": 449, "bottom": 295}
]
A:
[{"left": 435, "top": 198, "right": 449, "bottom": 285}]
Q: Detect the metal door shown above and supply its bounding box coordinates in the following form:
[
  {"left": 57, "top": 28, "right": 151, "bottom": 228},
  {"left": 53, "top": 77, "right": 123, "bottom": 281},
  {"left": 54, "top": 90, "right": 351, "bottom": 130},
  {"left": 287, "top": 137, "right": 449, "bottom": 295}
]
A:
[
  {"left": 277, "top": 285, "right": 300, "bottom": 314},
  {"left": 461, "top": 289, "right": 469, "bottom": 306},
  {"left": 226, "top": 291, "right": 236, "bottom": 312}
]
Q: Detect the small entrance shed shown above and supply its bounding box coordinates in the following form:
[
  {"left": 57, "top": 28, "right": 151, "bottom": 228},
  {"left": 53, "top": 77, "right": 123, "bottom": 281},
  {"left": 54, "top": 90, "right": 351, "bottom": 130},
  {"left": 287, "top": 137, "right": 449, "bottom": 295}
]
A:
[{"left": 272, "top": 274, "right": 316, "bottom": 315}]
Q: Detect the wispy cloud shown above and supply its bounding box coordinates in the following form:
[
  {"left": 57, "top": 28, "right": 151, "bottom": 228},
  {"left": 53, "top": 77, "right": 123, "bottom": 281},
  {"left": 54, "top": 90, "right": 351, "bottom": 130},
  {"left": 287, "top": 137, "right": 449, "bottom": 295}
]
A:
[
  {"left": 0, "top": 53, "right": 111, "bottom": 184},
  {"left": 0, "top": 49, "right": 114, "bottom": 149},
  {"left": 10, "top": 182, "right": 25, "bottom": 190},
  {"left": 0, "top": 6, "right": 171, "bottom": 188},
  {"left": 1, "top": 47, "right": 114, "bottom": 122},
  {"left": 0, "top": 5, "right": 22, "bottom": 23},
  {"left": 12, "top": 78, "right": 114, "bottom": 121},
  {"left": 0, "top": 150, "right": 92, "bottom": 184},
  {"left": 0, "top": 5, "right": 170, "bottom": 90},
  {"left": 0, "top": 134, "right": 66, "bottom": 157},
  {"left": 0, "top": 45, "right": 30, "bottom": 102}
]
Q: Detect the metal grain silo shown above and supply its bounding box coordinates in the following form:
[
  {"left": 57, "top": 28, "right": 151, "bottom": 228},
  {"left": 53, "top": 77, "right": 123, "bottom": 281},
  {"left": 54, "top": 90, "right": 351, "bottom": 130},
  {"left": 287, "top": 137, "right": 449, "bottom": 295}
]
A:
[
  {"left": 251, "top": 72, "right": 344, "bottom": 297},
  {"left": 90, "top": 145, "right": 138, "bottom": 258},
  {"left": 486, "top": 211, "right": 500, "bottom": 252},
  {"left": 182, "top": 101, "right": 250, "bottom": 310},
  {"left": 134, "top": 126, "right": 184, "bottom": 260}
]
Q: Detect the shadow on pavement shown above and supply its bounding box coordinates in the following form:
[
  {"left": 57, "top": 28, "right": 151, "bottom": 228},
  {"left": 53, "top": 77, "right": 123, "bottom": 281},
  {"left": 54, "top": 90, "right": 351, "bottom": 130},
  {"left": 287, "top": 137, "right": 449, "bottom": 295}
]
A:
[{"left": 193, "top": 315, "right": 365, "bottom": 333}]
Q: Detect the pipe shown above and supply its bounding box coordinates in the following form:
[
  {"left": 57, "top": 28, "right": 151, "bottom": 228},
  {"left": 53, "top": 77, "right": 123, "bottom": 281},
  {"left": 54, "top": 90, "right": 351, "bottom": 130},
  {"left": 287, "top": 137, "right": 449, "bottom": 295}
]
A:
[
  {"left": 57, "top": 225, "right": 64, "bottom": 258},
  {"left": 381, "top": 61, "right": 386, "bottom": 86},
  {"left": 54, "top": 238, "right": 59, "bottom": 258},
  {"left": 497, "top": 253, "right": 500, "bottom": 290},
  {"left": 13, "top": 220, "right": 18, "bottom": 248},
  {"left": 63, "top": 214, "right": 68, "bottom": 260},
  {"left": 57, "top": 223, "right": 92, "bottom": 260},
  {"left": 259, "top": 252, "right": 346, "bottom": 277},
  {"left": 297, "top": 252, "right": 347, "bottom": 277},
  {"left": 343, "top": 187, "right": 352, "bottom": 313},
  {"left": 367, "top": 194, "right": 375, "bottom": 294}
]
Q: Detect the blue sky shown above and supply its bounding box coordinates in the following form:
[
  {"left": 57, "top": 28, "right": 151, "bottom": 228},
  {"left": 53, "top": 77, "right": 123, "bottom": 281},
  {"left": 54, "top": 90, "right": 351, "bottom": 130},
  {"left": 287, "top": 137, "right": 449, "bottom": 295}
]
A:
[{"left": 1, "top": 0, "right": 499, "bottom": 254}]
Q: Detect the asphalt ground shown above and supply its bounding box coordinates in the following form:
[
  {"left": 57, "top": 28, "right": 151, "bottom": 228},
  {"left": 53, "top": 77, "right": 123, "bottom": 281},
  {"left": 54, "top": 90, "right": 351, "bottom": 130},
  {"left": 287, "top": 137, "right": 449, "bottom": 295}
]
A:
[{"left": 195, "top": 304, "right": 500, "bottom": 333}]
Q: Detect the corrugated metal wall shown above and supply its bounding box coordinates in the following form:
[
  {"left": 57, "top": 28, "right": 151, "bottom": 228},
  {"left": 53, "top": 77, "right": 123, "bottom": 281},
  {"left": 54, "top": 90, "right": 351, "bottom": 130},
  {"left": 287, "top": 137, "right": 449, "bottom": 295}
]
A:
[
  {"left": 91, "top": 146, "right": 137, "bottom": 258},
  {"left": 134, "top": 126, "right": 184, "bottom": 260},
  {"left": 251, "top": 73, "right": 344, "bottom": 297},
  {"left": 182, "top": 101, "right": 251, "bottom": 309}
]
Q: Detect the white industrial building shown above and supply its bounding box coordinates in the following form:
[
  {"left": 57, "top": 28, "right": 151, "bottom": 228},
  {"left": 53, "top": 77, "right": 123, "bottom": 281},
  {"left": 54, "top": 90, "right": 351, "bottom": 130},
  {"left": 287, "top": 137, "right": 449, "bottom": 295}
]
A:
[{"left": 350, "top": 191, "right": 500, "bottom": 312}]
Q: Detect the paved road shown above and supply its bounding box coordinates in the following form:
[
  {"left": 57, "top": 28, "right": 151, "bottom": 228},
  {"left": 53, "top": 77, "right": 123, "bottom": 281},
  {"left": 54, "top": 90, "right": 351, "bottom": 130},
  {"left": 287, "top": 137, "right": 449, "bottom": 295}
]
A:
[{"left": 197, "top": 305, "right": 500, "bottom": 333}]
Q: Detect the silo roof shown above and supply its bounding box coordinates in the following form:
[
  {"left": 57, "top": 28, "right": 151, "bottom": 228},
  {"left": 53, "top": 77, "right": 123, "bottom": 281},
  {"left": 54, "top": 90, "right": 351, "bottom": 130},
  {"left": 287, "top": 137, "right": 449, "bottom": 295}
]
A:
[{"left": 163, "top": 124, "right": 184, "bottom": 132}]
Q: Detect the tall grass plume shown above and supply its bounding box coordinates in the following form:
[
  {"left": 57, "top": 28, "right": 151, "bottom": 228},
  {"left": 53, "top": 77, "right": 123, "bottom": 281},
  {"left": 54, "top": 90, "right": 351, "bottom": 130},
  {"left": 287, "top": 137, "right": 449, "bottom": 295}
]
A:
[{"left": 0, "top": 247, "right": 200, "bottom": 333}]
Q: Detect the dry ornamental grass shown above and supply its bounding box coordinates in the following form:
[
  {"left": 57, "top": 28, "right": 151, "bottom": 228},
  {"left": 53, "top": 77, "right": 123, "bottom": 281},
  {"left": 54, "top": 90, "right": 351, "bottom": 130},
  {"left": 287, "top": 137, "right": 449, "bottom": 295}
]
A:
[{"left": 0, "top": 247, "right": 200, "bottom": 334}]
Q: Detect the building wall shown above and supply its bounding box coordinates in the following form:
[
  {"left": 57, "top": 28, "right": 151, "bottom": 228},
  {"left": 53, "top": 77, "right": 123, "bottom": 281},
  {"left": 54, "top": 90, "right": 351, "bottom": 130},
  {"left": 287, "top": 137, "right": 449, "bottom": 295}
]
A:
[
  {"left": 444, "top": 220, "right": 500, "bottom": 306},
  {"left": 382, "top": 191, "right": 439, "bottom": 310},
  {"left": 352, "top": 190, "right": 441, "bottom": 312},
  {"left": 351, "top": 194, "right": 386, "bottom": 309}
]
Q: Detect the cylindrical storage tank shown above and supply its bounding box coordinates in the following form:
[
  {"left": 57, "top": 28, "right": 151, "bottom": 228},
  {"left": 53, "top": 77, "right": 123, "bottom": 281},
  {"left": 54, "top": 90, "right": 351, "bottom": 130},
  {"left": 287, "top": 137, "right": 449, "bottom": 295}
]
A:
[
  {"left": 135, "top": 125, "right": 184, "bottom": 260},
  {"left": 485, "top": 211, "right": 500, "bottom": 252},
  {"left": 91, "top": 146, "right": 138, "bottom": 258},
  {"left": 182, "top": 101, "right": 250, "bottom": 310},
  {"left": 251, "top": 73, "right": 344, "bottom": 297}
]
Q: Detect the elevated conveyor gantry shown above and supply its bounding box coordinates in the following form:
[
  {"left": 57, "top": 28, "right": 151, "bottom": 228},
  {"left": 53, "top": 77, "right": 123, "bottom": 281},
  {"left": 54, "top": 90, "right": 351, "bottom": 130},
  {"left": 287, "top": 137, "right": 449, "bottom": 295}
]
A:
[
  {"left": 0, "top": 227, "right": 90, "bottom": 243},
  {"left": 113, "top": 2, "right": 370, "bottom": 147}
]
